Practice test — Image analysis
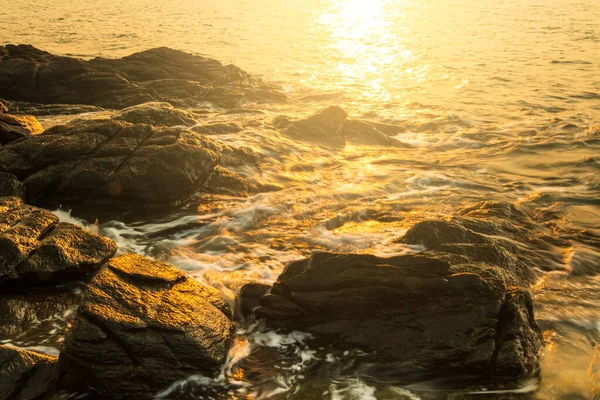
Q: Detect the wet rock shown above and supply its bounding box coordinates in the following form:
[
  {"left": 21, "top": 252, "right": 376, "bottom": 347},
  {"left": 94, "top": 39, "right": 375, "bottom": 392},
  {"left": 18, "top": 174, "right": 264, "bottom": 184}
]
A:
[
  {"left": 0, "top": 345, "right": 59, "bottom": 400},
  {"left": 0, "top": 44, "right": 286, "bottom": 109},
  {"left": 256, "top": 252, "right": 542, "bottom": 379},
  {"left": 0, "top": 119, "right": 262, "bottom": 214},
  {"left": 0, "top": 100, "right": 7, "bottom": 113},
  {"left": 59, "top": 253, "right": 234, "bottom": 400},
  {"left": 0, "top": 111, "right": 43, "bottom": 145},
  {"left": 236, "top": 282, "right": 271, "bottom": 319},
  {"left": 0, "top": 172, "right": 25, "bottom": 199},
  {"left": 342, "top": 119, "right": 411, "bottom": 147},
  {"left": 0, "top": 196, "right": 117, "bottom": 283},
  {"left": 0, "top": 287, "right": 78, "bottom": 342},
  {"left": 278, "top": 106, "right": 348, "bottom": 147},
  {"left": 192, "top": 121, "right": 244, "bottom": 135},
  {"left": 0, "top": 99, "right": 106, "bottom": 116},
  {"left": 398, "top": 201, "right": 552, "bottom": 285},
  {"left": 113, "top": 102, "right": 197, "bottom": 126}
]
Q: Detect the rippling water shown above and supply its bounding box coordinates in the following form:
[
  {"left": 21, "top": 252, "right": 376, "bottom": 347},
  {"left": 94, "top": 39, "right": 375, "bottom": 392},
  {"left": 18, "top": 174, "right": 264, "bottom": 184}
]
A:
[{"left": 2, "top": 0, "right": 600, "bottom": 399}]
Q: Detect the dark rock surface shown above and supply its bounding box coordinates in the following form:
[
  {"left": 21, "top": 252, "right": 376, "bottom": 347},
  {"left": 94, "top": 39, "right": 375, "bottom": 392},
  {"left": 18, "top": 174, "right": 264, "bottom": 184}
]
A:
[
  {"left": 0, "top": 196, "right": 117, "bottom": 283},
  {"left": 0, "top": 44, "right": 287, "bottom": 109},
  {"left": 0, "top": 118, "right": 262, "bottom": 214},
  {"left": 398, "top": 201, "right": 557, "bottom": 285},
  {"left": 0, "top": 345, "right": 59, "bottom": 400},
  {"left": 1, "top": 99, "right": 106, "bottom": 116},
  {"left": 0, "top": 172, "right": 25, "bottom": 199},
  {"left": 0, "top": 287, "right": 78, "bottom": 341},
  {"left": 256, "top": 251, "right": 542, "bottom": 379},
  {"left": 0, "top": 110, "right": 43, "bottom": 145},
  {"left": 113, "top": 102, "right": 198, "bottom": 127},
  {"left": 60, "top": 253, "right": 234, "bottom": 400}
]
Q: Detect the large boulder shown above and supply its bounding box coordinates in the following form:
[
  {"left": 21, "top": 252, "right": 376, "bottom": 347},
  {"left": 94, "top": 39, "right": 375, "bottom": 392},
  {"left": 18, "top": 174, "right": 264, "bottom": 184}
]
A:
[
  {"left": 0, "top": 119, "right": 261, "bottom": 215},
  {"left": 60, "top": 253, "right": 235, "bottom": 399},
  {"left": 0, "top": 345, "right": 59, "bottom": 400},
  {"left": 0, "top": 196, "right": 117, "bottom": 283},
  {"left": 0, "top": 111, "right": 43, "bottom": 145},
  {"left": 256, "top": 252, "right": 542, "bottom": 379},
  {"left": 0, "top": 44, "right": 286, "bottom": 109}
]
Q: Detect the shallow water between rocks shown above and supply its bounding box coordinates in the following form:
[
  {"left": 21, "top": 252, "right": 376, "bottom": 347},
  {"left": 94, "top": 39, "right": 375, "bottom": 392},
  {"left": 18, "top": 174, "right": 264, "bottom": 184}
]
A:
[{"left": 2, "top": 0, "right": 600, "bottom": 398}]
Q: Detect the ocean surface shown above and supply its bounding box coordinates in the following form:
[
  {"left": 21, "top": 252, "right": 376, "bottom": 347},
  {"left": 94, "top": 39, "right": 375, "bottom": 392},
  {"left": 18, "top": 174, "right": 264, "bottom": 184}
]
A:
[{"left": 2, "top": 0, "right": 600, "bottom": 398}]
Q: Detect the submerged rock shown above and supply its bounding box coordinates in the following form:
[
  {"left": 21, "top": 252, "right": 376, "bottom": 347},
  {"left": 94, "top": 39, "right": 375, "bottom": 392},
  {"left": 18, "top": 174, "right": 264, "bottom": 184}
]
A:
[
  {"left": 276, "top": 107, "right": 411, "bottom": 148},
  {"left": 0, "top": 345, "right": 59, "bottom": 400},
  {"left": 256, "top": 252, "right": 542, "bottom": 379},
  {"left": 0, "top": 44, "right": 286, "bottom": 109},
  {"left": 0, "top": 119, "right": 262, "bottom": 215},
  {"left": 0, "top": 197, "right": 117, "bottom": 283},
  {"left": 60, "top": 253, "right": 234, "bottom": 399},
  {"left": 277, "top": 106, "right": 348, "bottom": 147},
  {"left": 0, "top": 111, "right": 43, "bottom": 145},
  {"left": 342, "top": 119, "right": 411, "bottom": 148},
  {"left": 113, "top": 102, "right": 198, "bottom": 127}
]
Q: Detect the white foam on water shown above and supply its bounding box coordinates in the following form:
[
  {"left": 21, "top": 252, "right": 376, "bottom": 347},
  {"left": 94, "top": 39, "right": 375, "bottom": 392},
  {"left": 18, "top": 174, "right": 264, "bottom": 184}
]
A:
[{"left": 329, "top": 379, "right": 378, "bottom": 400}]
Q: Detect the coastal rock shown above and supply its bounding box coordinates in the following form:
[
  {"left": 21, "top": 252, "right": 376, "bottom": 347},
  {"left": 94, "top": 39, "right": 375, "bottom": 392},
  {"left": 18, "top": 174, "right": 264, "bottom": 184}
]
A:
[
  {"left": 0, "top": 111, "right": 43, "bottom": 145},
  {"left": 236, "top": 282, "right": 271, "bottom": 319},
  {"left": 113, "top": 102, "right": 198, "bottom": 126},
  {"left": 0, "top": 44, "right": 287, "bottom": 109},
  {"left": 398, "top": 201, "right": 553, "bottom": 285},
  {"left": 0, "top": 172, "right": 25, "bottom": 199},
  {"left": 192, "top": 121, "right": 244, "bottom": 135},
  {"left": 342, "top": 119, "right": 411, "bottom": 148},
  {"left": 0, "top": 287, "right": 78, "bottom": 341},
  {"left": 0, "top": 196, "right": 117, "bottom": 283},
  {"left": 277, "top": 106, "right": 348, "bottom": 147},
  {"left": 256, "top": 252, "right": 542, "bottom": 378},
  {"left": 60, "top": 253, "right": 234, "bottom": 399},
  {"left": 0, "top": 99, "right": 106, "bottom": 116},
  {"left": 0, "top": 345, "right": 59, "bottom": 400},
  {"left": 0, "top": 119, "right": 262, "bottom": 214}
]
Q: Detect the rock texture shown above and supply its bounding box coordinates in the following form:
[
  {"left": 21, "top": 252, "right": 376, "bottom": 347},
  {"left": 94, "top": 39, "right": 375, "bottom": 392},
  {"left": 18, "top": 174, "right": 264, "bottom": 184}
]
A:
[
  {"left": 275, "top": 107, "right": 411, "bottom": 148},
  {"left": 0, "top": 172, "right": 24, "bottom": 199},
  {"left": 113, "top": 102, "right": 198, "bottom": 127},
  {"left": 60, "top": 253, "right": 235, "bottom": 399},
  {"left": 0, "top": 287, "right": 77, "bottom": 340},
  {"left": 0, "top": 196, "right": 117, "bottom": 283},
  {"left": 398, "top": 201, "right": 556, "bottom": 285},
  {"left": 0, "top": 345, "right": 59, "bottom": 400},
  {"left": 0, "top": 44, "right": 286, "bottom": 109},
  {"left": 256, "top": 251, "right": 542, "bottom": 379},
  {"left": 0, "top": 110, "right": 43, "bottom": 145},
  {"left": 0, "top": 118, "right": 261, "bottom": 214}
]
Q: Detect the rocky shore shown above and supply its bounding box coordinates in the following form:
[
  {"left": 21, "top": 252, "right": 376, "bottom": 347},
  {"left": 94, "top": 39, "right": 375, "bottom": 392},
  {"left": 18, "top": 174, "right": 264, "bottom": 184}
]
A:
[{"left": 0, "top": 45, "right": 546, "bottom": 399}]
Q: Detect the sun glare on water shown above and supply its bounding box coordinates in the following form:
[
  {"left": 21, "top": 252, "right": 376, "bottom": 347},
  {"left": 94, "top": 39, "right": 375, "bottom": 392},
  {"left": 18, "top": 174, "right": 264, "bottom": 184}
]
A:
[{"left": 316, "top": 0, "right": 415, "bottom": 107}]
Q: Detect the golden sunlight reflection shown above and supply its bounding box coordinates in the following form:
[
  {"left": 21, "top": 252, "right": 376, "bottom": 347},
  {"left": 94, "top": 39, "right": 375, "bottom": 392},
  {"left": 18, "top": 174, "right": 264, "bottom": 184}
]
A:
[{"left": 314, "top": 0, "right": 415, "bottom": 106}]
